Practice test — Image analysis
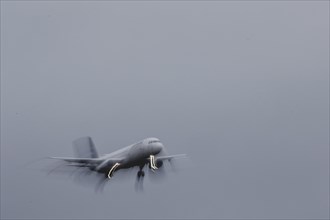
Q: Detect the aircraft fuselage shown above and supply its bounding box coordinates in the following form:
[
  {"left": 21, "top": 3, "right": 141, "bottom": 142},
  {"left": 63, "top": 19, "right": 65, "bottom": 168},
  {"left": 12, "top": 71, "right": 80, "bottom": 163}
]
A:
[{"left": 102, "top": 137, "right": 164, "bottom": 170}]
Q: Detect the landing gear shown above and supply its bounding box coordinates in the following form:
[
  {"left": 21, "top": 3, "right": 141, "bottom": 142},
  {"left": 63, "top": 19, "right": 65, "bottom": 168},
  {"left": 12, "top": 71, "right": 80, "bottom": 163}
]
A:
[
  {"left": 137, "top": 164, "right": 145, "bottom": 178},
  {"left": 135, "top": 165, "right": 145, "bottom": 191},
  {"left": 137, "top": 170, "right": 145, "bottom": 178}
]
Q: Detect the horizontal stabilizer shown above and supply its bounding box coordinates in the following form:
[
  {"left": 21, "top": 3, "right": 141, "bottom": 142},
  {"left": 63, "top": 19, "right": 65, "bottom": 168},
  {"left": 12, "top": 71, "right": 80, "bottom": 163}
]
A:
[
  {"left": 49, "top": 157, "right": 101, "bottom": 163},
  {"left": 49, "top": 156, "right": 123, "bottom": 164}
]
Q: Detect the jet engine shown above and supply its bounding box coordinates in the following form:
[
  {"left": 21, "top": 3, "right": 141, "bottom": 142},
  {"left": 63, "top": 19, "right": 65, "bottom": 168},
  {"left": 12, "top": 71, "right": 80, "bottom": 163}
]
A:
[{"left": 155, "top": 160, "right": 163, "bottom": 168}]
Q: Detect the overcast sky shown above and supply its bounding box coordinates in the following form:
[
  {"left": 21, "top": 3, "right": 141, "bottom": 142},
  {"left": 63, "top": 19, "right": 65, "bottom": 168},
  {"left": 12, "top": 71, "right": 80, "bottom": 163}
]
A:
[{"left": 1, "top": 1, "right": 329, "bottom": 219}]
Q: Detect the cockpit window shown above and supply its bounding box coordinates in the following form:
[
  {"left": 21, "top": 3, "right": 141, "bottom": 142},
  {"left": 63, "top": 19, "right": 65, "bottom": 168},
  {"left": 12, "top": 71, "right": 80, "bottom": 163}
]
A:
[{"left": 148, "top": 140, "right": 160, "bottom": 144}]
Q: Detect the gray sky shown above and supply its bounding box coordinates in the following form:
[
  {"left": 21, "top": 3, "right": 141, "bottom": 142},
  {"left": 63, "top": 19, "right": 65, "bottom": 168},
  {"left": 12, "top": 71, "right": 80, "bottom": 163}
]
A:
[{"left": 1, "top": 1, "right": 329, "bottom": 219}]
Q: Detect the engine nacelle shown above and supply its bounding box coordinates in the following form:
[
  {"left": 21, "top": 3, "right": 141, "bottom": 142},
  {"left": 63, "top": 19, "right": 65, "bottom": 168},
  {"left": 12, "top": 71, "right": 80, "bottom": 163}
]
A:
[
  {"left": 148, "top": 159, "right": 163, "bottom": 169},
  {"left": 155, "top": 160, "right": 163, "bottom": 168}
]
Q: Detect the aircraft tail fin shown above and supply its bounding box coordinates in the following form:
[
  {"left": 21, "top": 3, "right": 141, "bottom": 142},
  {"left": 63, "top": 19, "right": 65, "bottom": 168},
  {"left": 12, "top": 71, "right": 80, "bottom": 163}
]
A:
[{"left": 72, "top": 136, "right": 99, "bottom": 158}]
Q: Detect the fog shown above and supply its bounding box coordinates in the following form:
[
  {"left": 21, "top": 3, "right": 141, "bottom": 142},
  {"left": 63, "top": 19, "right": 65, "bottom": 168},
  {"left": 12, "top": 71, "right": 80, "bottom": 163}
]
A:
[{"left": 1, "top": 1, "right": 329, "bottom": 219}]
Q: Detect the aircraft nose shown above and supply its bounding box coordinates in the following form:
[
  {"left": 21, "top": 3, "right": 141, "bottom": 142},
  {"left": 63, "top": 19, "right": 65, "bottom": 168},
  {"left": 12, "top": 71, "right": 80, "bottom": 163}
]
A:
[{"left": 154, "top": 142, "right": 164, "bottom": 154}]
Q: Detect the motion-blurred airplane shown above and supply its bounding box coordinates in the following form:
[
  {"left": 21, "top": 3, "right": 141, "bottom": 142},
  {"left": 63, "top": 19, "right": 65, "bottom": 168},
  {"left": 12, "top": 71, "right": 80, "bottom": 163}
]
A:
[{"left": 50, "top": 137, "right": 186, "bottom": 183}]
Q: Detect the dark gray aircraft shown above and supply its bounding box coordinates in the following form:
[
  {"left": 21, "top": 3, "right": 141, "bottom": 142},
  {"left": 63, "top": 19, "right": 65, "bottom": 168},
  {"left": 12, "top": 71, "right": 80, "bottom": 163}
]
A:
[{"left": 50, "top": 137, "right": 186, "bottom": 189}]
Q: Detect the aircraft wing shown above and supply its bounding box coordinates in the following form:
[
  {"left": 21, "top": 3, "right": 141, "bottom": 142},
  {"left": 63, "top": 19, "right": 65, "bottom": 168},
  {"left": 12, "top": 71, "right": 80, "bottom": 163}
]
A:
[
  {"left": 49, "top": 157, "right": 122, "bottom": 164},
  {"left": 154, "top": 154, "right": 187, "bottom": 161}
]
